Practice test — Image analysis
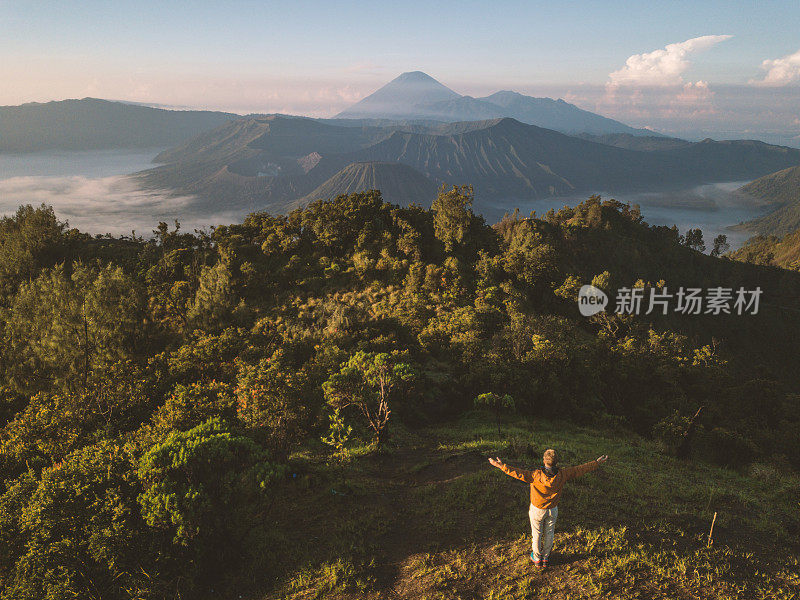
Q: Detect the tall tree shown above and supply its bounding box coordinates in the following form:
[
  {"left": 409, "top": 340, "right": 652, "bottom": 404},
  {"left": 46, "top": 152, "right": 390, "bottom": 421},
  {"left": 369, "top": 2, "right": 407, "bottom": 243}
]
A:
[
  {"left": 710, "top": 234, "right": 730, "bottom": 257},
  {"left": 0, "top": 204, "right": 66, "bottom": 298},
  {"left": 432, "top": 184, "right": 474, "bottom": 252},
  {"left": 3, "top": 263, "right": 143, "bottom": 393},
  {"left": 188, "top": 260, "right": 236, "bottom": 331},
  {"left": 682, "top": 228, "right": 706, "bottom": 253}
]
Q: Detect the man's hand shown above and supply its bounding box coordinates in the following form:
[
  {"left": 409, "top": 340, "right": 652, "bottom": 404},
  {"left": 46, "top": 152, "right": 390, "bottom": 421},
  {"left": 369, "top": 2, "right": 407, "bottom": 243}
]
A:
[
  {"left": 596, "top": 455, "right": 609, "bottom": 463},
  {"left": 488, "top": 457, "right": 504, "bottom": 469}
]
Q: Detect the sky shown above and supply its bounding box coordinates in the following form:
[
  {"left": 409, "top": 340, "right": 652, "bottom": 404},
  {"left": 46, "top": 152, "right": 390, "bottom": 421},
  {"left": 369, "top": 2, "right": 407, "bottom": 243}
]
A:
[{"left": 2, "top": 0, "right": 800, "bottom": 140}]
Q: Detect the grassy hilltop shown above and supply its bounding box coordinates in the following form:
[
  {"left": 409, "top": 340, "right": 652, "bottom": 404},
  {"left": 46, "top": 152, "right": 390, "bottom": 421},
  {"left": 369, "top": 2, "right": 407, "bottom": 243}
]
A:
[{"left": 259, "top": 415, "right": 799, "bottom": 600}]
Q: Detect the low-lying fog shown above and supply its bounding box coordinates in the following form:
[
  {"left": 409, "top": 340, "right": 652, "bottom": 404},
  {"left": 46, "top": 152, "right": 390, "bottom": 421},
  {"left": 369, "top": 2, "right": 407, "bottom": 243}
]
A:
[
  {"left": 0, "top": 150, "right": 241, "bottom": 236},
  {"left": 0, "top": 150, "right": 766, "bottom": 248}
]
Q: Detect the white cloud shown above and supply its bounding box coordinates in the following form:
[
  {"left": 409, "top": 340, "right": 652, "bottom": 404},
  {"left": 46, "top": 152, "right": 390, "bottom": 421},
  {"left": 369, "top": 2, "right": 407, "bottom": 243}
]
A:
[
  {"left": 601, "top": 36, "right": 731, "bottom": 124},
  {"left": 751, "top": 49, "right": 800, "bottom": 86},
  {"left": 608, "top": 35, "right": 732, "bottom": 87}
]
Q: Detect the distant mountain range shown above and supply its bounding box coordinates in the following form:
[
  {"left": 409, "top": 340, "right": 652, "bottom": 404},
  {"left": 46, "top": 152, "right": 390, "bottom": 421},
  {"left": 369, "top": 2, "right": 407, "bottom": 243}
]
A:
[
  {"left": 5, "top": 74, "right": 799, "bottom": 227},
  {"left": 737, "top": 165, "right": 800, "bottom": 236},
  {"left": 336, "top": 71, "right": 658, "bottom": 136},
  {"left": 0, "top": 98, "right": 237, "bottom": 152},
  {"left": 136, "top": 113, "right": 800, "bottom": 217}
]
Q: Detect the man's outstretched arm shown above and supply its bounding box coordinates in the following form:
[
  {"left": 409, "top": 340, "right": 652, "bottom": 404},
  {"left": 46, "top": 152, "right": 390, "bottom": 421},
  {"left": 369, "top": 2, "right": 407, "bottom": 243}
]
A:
[
  {"left": 562, "top": 455, "right": 608, "bottom": 481},
  {"left": 488, "top": 457, "right": 535, "bottom": 483}
]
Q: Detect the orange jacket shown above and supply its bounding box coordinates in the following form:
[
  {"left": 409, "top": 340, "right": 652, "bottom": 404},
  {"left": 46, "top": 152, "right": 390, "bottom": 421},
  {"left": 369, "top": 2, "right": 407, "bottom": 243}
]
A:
[{"left": 499, "top": 460, "right": 599, "bottom": 508}]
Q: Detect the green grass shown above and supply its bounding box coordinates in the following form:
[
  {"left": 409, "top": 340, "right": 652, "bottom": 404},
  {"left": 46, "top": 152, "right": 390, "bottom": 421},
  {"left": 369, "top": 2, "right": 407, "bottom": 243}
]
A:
[{"left": 233, "top": 412, "right": 799, "bottom": 600}]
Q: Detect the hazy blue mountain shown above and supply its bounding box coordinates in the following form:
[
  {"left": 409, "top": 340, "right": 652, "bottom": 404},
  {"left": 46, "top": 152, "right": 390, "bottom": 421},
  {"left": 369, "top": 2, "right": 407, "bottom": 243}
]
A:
[
  {"left": 412, "top": 96, "right": 506, "bottom": 121},
  {"left": 336, "top": 71, "right": 658, "bottom": 136},
  {"left": 481, "top": 90, "right": 657, "bottom": 136},
  {"left": 336, "top": 71, "right": 460, "bottom": 120},
  {"left": 657, "top": 138, "right": 800, "bottom": 182},
  {"left": 0, "top": 98, "right": 237, "bottom": 152}
]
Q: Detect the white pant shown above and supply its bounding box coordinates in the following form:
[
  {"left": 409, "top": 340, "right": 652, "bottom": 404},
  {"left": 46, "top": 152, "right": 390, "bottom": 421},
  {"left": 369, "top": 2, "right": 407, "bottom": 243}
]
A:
[{"left": 529, "top": 504, "right": 558, "bottom": 560}]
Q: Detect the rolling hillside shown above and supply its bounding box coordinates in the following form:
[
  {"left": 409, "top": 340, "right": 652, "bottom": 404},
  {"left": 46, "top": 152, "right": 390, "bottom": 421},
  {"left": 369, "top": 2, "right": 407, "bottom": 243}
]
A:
[
  {"left": 2, "top": 195, "right": 800, "bottom": 600},
  {"left": 737, "top": 165, "right": 800, "bottom": 235},
  {"left": 0, "top": 98, "right": 237, "bottom": 152},
  {"left": 730, "top": 225, "right": 800, "bottom": 269}
]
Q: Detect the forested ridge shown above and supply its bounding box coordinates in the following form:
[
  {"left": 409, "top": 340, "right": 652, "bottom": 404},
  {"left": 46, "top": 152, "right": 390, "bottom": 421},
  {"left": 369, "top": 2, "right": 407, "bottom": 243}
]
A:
[{"left": 1, "top": 188, "right": 799, "bottom": 599}]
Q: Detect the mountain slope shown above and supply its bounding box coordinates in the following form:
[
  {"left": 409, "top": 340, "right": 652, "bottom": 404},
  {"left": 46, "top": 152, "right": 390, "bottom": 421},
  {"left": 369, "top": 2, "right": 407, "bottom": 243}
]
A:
[
  {"left": 730, "top": 227, "right": 800, "bottom": 269},
  {"left": 658, "top": 138, "right": 800, "bottom": 182},
  {"left": 741, "top": 164, "right": 800, "bottom": 206},
  {"left": 347, "top": 118, "right": 800, "bottom": 202},
  {"left": 138, "top": 116, "right": 397, "bottom": 212},
  {"left": 575, "top": 132, "right": 691, "bottom": 151},
  {"left": 138, "top": 115, "right": 800, "bottom": 216},
  {"left": 153, "top": 115, "right": 388, "bottom": 171},
  {"left": 0, "top": 98, "right": 237, "bottom": 152},
  {"left": 480, "top": 90, "right": 656, "bottom": 136},
  {"left": 298, "top": 162, "right": 439, "bottom": 208},
  {"left": 346, "top": 118, "right": 651, "bottom": 200},
  {"left": 412, "top": 96, "right": 506, "bottom": 121},
  {"left": 736, "top": 166, "right": 800, "bottom": 235},
  {"left": 336, "top": 71, "right": 460, "bottom": 120}
]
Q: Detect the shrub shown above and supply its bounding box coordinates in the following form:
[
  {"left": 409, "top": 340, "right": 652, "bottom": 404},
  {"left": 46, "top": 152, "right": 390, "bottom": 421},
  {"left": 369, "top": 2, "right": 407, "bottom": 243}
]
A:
[
  {"left": 321, "top": 407, "right": 353, "bottom": 460},
  {"left": 235, "top": 353, "right": 309, "bottom": 453},
  {"left": 137, "top": 418, "right": 284, "bottom": 548},
  {"left": 0, "top": 442, "right": 156, "bottom": 600},
  {"left": 653, "top": 411, "right": 691, "bottom": 455},
  {"left": 149, "top": 380, "right": 237, "bottom": 437}
]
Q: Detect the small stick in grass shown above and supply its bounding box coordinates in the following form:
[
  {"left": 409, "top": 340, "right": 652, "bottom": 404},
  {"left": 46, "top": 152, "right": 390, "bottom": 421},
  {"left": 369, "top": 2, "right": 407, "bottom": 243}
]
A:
[{"left": 707, "top": 511, "right": 717, "bottom": 547}]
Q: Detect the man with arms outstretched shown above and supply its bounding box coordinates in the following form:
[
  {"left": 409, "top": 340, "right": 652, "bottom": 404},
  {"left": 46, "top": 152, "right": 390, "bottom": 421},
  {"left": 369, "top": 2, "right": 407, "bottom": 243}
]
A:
[{"left": 489, "top": 449, "right": 608, "bottom": 568}]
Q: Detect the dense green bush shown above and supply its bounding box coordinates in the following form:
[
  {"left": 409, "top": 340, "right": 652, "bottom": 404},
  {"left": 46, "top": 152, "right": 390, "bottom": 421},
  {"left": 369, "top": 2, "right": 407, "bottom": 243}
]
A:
[
  {"left": 0, "top": 442, "right": 153, "bottom": 600},
  {"left": 137, "top": 417, "right": 284, "bottom": 545}
]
